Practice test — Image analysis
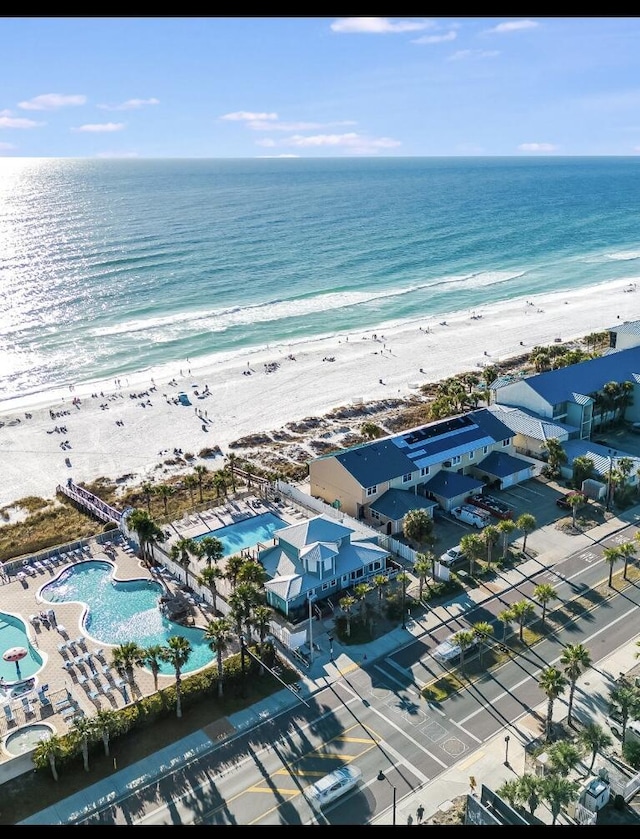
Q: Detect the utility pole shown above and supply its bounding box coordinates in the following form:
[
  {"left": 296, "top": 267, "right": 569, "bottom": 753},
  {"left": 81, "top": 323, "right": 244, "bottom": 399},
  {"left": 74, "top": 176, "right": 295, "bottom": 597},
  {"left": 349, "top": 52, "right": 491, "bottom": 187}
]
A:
[{"left": 308, "top": 591, "right": 317, "bottom": 665}]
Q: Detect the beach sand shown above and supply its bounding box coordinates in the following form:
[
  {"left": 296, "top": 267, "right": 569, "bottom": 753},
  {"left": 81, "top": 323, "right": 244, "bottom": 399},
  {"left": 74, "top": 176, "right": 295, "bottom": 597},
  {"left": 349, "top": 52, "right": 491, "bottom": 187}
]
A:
[{"left": 1, "top": 278, "right": 638, "bottom": 513}]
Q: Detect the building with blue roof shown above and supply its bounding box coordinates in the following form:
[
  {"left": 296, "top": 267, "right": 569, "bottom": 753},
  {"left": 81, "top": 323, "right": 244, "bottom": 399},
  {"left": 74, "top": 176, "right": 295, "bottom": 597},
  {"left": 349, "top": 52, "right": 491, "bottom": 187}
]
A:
[
  {"left": 258, "top": 514, "right": 389, "bottom": 619},
  {"left": 309, "top": 408, "right": 534, "bottom": 531}
]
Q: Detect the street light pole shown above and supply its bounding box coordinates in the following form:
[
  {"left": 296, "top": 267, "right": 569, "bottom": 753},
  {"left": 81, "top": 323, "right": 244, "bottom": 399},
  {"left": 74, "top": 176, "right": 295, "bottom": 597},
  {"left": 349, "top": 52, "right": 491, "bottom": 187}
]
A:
[
  {"left": 377, "top": 769, "right": 396, "bottom": 825},
  {"left": 308, "top": 592, "right": 316, "bottom": 665},
  {"left": 504, "top": 734, "right": 510, "bottom": 766}
]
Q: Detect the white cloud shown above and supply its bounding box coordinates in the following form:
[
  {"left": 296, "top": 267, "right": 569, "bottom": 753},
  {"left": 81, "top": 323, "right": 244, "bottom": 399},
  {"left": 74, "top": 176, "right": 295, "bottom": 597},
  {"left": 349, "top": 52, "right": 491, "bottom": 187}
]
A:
[
  {"left": 97, "top": 98, "right": 160, "bottom": 111},
  {"left": 0, "top": 115, "right": 44, "bottom": 129},
  {"left": 518, "top": 142, "right": 558, "bottom": 152},
  {"left": 246, "top": 119, "right": 357, "bottom": 132},
  {"left": 220, "top": 111, "right": 278, "bottom": 122},
  {"left": 413, "top": 31, "right": 457, "bottom": 45},
  {"left": 18, "top": 93, "right": 87, "bottom": 110},
  {"left": 258, "top": 132, "right": 402, "bottom": 155},
  {"left": 73, "top": 122, "right": 125, "bottom": 133},
  {"left": 331, "top": 17, "right": 432, "bottom": 34},
  {"left": 447, "top": 49, "right": 500, "bottom": 61},
  {"left": 485, "top": 20, "right": 539, "bottom": 35}
]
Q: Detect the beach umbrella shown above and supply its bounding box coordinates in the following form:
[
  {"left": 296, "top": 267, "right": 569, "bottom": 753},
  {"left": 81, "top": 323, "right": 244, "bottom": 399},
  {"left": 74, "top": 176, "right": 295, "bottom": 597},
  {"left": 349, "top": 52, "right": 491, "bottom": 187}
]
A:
[{"left": 3, "top": 646, "right": 28, "bottom": 679}]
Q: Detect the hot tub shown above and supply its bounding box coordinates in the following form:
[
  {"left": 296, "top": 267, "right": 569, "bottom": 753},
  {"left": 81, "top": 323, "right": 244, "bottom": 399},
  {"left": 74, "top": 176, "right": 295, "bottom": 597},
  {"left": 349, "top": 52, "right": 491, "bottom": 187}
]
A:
[{"left": 2, "top": 722, "right": 55, "bottom": 756}]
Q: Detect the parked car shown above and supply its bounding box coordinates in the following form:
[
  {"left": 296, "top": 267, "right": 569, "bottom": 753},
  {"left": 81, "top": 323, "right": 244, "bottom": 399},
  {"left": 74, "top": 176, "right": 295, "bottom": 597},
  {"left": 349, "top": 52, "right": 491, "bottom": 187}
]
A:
[
  {"left": 433, "top": 633, "right": 479, "bottom": 664},
  {"left": 465, "top": 494, "right": 514, "bottom": 520},
  {"left": 450, "top": 504, "right": 492, "bottom": 529},
  {"left": 439, "top": 544, "right": 467, "bottom": 567},
  {"left": 304, "top": 765, "right": 363, "bottom": 808}
]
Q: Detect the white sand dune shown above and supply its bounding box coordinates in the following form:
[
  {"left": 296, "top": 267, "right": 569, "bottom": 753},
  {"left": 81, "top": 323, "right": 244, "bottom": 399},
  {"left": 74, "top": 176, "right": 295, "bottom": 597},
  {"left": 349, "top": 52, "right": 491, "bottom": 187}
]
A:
[{"left": 0, "top": 278, "right": 638, "bottom": 511}]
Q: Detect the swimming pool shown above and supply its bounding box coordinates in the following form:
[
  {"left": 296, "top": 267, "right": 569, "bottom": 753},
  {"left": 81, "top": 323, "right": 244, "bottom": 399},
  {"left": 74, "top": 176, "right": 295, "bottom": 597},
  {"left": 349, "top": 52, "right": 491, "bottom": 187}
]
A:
[
  {"left": 0, "top": 613, "right": 43, "bottom": 684},
  {"left": 196, "top": 511, "right": 286, "bottom": 556},
  {"left": 40, "top": 561, "right": 214, "bottom": 675}
]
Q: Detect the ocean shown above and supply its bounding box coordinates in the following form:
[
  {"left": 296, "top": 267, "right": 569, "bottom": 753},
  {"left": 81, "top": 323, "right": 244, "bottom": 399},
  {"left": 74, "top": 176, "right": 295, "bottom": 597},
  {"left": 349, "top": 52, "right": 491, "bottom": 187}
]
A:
[{"left": 2, "top": 155, "right": 640, "bottom": 406}]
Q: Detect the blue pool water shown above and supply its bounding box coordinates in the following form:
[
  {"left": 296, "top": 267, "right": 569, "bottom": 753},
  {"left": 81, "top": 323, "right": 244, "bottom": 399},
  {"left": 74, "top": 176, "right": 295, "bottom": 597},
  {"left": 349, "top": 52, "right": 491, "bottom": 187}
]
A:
[
  {"left": 40, "top": 561, "right": 214, "bottom": 675},
  {"left": 196, "top": 511, "right": 286, "bottom": 556},
  {"left": 0, "top": 613, "right": 43, "bottom": 683}
]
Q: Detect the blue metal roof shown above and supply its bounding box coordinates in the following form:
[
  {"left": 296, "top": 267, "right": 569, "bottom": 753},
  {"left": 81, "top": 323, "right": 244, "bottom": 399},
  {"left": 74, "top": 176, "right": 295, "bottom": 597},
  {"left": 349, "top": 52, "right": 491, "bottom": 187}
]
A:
[
  {"left": 498, "top": 345, "right": 640, "bottom": 407},
  {"left": 369, "top": 488, "right": 437, "bottom": 519},
  {"left": 422, "top": 470, "right": 484, "bottom": 499},
  {"left": 561, "top": 439, "right": 640, "bottom": 478},
  {"left": 487, "top": 404, "right": 578, "bottom": 441},
  {"left": 334, "top": 439, "right": 416, "bottom": 487},
  {"left": 477, "top": 450, "right": 534, "bottom": 479},
  {"left": 275, "top": 515, "right": 353, "bottom": 550}
]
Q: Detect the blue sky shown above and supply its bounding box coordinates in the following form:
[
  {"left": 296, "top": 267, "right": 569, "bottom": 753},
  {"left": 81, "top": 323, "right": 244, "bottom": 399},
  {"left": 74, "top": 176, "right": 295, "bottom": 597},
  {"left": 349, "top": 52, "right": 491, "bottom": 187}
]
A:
[{"left": 2, "top": 16, "right": 640, "bottom": 158}]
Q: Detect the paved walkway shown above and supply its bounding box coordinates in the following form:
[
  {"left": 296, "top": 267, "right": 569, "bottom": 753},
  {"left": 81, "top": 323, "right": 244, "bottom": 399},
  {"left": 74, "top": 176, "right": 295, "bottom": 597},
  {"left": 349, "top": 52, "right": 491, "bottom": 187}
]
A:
[{"left": 18, "top": 509, "right": 640, "bottom": 824}]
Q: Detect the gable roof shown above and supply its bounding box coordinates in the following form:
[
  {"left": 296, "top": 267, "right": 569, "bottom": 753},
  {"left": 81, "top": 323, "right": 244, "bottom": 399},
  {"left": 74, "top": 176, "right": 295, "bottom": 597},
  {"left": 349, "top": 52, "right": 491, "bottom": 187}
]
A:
[
  {"left": 495, "top": 345, "right": 640, "bottom": 407},
  {"left": 487, "top": 404, "right": 578, "bottom": 442},
  {"left": 369, "top": 488, "right": 437, "bottom": 519},
  {"left": 332, "top": 439, "right": 416, "bottom": 487},
  {"left": 276, "top": 515, "right": 354, "bottom": 550},
  {"left": 477, "top": 450, "right": 534, "bottom": 478},
  {"left": 561, "top": 439, "right": 640, "bottom": 477},
  {"left": 422, "top": 470, "right": 484, "bottom": 499}
]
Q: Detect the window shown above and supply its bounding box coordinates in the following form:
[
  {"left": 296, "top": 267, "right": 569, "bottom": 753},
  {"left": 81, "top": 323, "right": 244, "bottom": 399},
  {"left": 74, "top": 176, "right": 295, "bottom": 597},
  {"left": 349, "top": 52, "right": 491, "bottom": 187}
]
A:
[
  {"left": 468, "top": 450, "right": 474, "bottom": 461},
  {"left": 402, "top": 472, "right": 412, "bottom": 484},
  {"left": 366, "top": 485, "right": 377, "bottom": 497},
  {"left": 502, "top": 438, "right": 511, "bottom": 447},
  {"left": 420, "top": 466, "right": 430, "bottom": 477},
  {"left": 451, "top": 455, "right": 461, "bottom": 465},
  {"left": 482, "top": 445, "right": 489, "bottom": 455},
  {"left": 370, "top": 509, "right": 380, "bottom": 521}
]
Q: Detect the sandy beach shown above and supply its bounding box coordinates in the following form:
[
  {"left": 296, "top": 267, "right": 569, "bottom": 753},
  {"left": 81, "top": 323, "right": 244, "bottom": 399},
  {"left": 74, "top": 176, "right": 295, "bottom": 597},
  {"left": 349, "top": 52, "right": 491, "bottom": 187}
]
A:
[{"left": 1, "top": 277, "right": 639, "bottom": 514}]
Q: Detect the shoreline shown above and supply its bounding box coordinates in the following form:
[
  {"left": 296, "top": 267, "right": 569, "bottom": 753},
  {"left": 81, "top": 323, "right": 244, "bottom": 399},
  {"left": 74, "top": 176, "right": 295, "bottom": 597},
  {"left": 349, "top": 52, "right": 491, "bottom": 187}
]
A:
[{"left": 1, "top": 277, "right": 638, "bottom": 513}]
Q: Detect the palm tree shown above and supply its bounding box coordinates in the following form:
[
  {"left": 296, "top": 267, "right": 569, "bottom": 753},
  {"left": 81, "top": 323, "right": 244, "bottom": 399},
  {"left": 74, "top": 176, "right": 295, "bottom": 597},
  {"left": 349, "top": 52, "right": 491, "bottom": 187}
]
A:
[
  {"left": 371, "top": 573, "right": 389, "bottom": 606},
  {"left": 237, "top": 558, "right": 267, "bottom": 587},
  {"left": 140, "top": 481, "right": 154, "bottom": 513},
  {"left": 516, "top": 513, "right": 536, "bottom": 555},
  {"left": 213, "top": 471, "right": 228, "bottom": 499},
  {"left": 533, "top": 582, "right": 558, "bottom": 628},
  {"left": 170, "top": 537, "right": 199, "bottom": 587},
  {"left": 483, "top": 524, "right": 500, "bottom": 569},
  {"left": 510, "top": 599, "right": 535, "bottom": 642},
  {"left": 198, "top": 535, "right": 224, "bottom": 567},
  {"left": 198, "top": 564, "right": 224, "bottom": 614},
  {"left": 497, "top": 518, "right": 516, "bottom": 561},
  {"left": 560, "top": 643, "right": 592, "bottom": 727},
  {"left": 402, "top": 509, "right": 434, "bottom": 551},
  {"left": 541, "top": 437, "right": 568, "bottom": 477},
  {"left": 93, "top": 707, "right": 121, "bottom": 758},
  {"left": 225, "top": 554, "right": 246, "bottom": 590},
  {"left": 184, "top": 473, "right": 199, "bottom": 505},
  {"left": 603, "top": 545, "right": 622, "bottom": 587},
  {"left": 451, "top": 629, "right": 476, "bottom": 675},
  {"left": 498, "top": 607, "right": 515, "bottom": 641},
  {"left": 567, "top": 492, "right": 586, "bottom": 527},
  {"left": 33, "top": 734, "right": 65, "bottom": 781},
  {"left": 155, "top": 483, "right": 175, "bottom": 517},
  {"left": 472, "top": 620, "right": 494, "bottom": 665},
  {"left": 413, "top": 553, "right": 432, "bottom": 601},
  {"left": 141, "top": 644, "right": 165, "bottom": 692},
  {"left": 547, "top": 740, "right": 582, "bottom": 776},
  {"left": 112, "top": 641, "right": 145, "bottom": 693},
  {"left": 460, "top": 532, "right": 484, "bottom": 576},
  {"left": 160, "top": 635, "right": 193, "bottom": 718},
  {"left": 71, "top": 715, "right": 97, "bottom": 772},
  {"left": 339, "top": 594, "right": 356, "bottom": 637},
  {"left": 194, "top": 465, "right": 209, "bottom": 503},
  {"left": 540, "top": 774, "right": 579, "bottom": 825},
  {"left": 538, "top": 665, "right": 567, "bottom": 742},
  {"left": 228, "top": 582, "right": 262, "bottom": 644},
  {"left": 226, "top": 452, "right": 238, "bottom": 493},
  {"left": 579, "top": 723, "right": 613, "bottom": 773},
  {"left": 204, "top": 617, "right": 233, "bottom": 698},
  {"left": 397, "top": 571, "right": 410, "bottom": 629},
  {"left": 127, "top": 508, "right": 166, "bottom": 566},
  {"left": 618, "top": 539, "right": 637, "bottom": 580},
  {"left": 516, "top": 774, "right": 542, "bottom": 817},
  {"left": 353, "top": 582, "right": 371, "bottom": 621},
  {"left": 250, "top": 604, "right": 273, "bottom": 655},
  {"left": 608, "top": 678, "right": 640, "bottom": 746}
]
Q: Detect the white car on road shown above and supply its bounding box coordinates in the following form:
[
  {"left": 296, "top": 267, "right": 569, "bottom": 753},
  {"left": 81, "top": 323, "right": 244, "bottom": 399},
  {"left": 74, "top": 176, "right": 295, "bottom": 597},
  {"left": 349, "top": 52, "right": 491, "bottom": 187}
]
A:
[{"left": 304, "top": 765, "right": 363, "bottom": 808}]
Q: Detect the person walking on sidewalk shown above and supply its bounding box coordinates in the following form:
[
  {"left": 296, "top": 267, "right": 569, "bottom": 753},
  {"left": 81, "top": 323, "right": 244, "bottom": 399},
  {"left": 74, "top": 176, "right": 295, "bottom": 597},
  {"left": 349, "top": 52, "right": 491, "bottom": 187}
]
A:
[{"left": 416, "top": 804, "right": 424, "bottom": 824}]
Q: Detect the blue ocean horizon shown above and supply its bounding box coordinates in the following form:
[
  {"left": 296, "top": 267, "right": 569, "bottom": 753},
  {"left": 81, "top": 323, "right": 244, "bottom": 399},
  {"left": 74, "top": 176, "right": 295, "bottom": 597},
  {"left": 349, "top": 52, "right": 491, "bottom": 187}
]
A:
[{"left": 2, "top": 155, "right": 640, "bottom": 405}]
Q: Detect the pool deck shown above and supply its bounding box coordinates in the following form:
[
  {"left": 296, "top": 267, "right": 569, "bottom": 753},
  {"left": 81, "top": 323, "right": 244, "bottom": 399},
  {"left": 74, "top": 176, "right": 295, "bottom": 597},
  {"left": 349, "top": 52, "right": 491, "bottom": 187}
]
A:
[{"left": 0, "top": 495, "right": 305, "bottom": 778}]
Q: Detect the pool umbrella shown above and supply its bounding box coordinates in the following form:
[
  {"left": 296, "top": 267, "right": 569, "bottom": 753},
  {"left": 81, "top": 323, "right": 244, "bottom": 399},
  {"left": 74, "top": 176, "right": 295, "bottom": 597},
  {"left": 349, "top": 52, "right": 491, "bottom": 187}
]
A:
[{"left": 3, "top": 646, "right": 28, "bottom": 679}]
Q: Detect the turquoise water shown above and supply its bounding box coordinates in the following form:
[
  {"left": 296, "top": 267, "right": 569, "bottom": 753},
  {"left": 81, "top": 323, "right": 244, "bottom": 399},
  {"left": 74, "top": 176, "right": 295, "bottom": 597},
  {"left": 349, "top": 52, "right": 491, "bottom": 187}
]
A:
[
  {"left": 40, "top": 560, "right": 214, "bottom": 675},
  {"left": 0, "top": 613, "right": 43, "bottom": 683},
  {"left": 196, "top": 512, "right": 286, "bottom": 556},
  {"left": 3, "top": 157, "right": 640, "bottom": 403}
]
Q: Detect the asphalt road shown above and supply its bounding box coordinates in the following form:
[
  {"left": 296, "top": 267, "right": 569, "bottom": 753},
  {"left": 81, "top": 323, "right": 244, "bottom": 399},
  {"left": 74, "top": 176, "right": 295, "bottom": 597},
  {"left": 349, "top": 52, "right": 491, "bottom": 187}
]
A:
[{"left": 73, "top": 524, "right": 640, "bottom": 825}]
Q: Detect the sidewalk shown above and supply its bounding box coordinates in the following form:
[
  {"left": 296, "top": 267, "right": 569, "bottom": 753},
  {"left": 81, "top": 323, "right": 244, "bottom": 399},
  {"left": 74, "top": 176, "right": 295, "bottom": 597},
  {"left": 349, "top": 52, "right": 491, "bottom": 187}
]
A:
[{"left": 20, "top": 510, "right": 640, "bottom": 824}]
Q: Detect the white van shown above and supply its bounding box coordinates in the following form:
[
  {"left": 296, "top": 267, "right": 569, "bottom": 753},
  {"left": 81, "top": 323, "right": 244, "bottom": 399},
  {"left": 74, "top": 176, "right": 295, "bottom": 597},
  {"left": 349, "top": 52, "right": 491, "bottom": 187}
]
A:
[
  {"left": 304, "top": 765, "right": 362, "bottom": 808},
  {"left": 608, "top": 713, "right": 640, "bottom": 744},
  {"left": 450, "top": 504, "right": 491, "bottom": 529}
]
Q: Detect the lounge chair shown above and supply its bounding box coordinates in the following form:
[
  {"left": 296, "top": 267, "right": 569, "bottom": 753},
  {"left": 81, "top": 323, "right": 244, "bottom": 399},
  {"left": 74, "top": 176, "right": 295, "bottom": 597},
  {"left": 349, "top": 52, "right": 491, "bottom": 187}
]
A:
[
  {"left": 57, "top": 642, "right": 68, "bottom": 653},
  {"left": 3, "top": 704, "right": 15, "bottom": 724},
  {"left": 24, "top": 565, "right": 37, "bottom": 577},
  {"left": 30, "top": 614, "right": 41, "bottom": 626},
  {"left": 38, "top": 690, "right": 52, "bottom": 708},
  {"left": 21, "top": 696, "right": 35, "bottom": 717}
]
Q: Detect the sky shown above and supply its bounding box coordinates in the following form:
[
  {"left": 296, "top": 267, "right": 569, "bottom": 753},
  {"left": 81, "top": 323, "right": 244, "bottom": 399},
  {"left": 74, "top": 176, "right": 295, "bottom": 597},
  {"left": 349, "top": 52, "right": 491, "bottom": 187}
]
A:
[{"left": 2, "top": 16, "right": 640, "bottom": 158}]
